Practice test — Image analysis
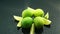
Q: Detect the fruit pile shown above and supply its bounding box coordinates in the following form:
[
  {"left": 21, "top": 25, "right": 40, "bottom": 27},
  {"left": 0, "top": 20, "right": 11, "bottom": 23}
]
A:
[{"left": 13, "top": 7, "right": 51, "bottom": 34}]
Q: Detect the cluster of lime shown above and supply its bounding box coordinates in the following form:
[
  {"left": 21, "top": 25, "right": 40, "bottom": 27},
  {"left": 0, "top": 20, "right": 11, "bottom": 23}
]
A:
[{"left": 13, "top": 7, "right": 51, "bottom": 34}]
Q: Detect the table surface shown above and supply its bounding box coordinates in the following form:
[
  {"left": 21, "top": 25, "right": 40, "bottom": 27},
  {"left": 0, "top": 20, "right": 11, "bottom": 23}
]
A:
[{"left": 0, "top": 0, "right": 60, "bottom": 34}]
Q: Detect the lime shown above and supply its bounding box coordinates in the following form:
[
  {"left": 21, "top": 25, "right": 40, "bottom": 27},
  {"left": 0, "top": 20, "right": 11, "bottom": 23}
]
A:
[
  {"left": 17, "top": 18, "right": 23, "bottom": 27},
  {"left": 30, "top": 23, "right": 34, "bottom": 34},
  {"left": 34, "top": 17, "right": 44, "bottom": 28},
  {"left": 34, "top": 9, "right": 44, "bottom": 17},
  {"left": 13, "top": 15, "right": 22, "bottom": 21},
  {"left": 21, "top": 17, "right": 33, "bottom": 28},
  {"left": 22, "top": 7, "right": 34, "bottom": 18},
  {"left": 44, "top": 12, "right": 49, "bottom": 19},
  {"left": 43, "top": 18, "right": 51, "bottom": 25}
]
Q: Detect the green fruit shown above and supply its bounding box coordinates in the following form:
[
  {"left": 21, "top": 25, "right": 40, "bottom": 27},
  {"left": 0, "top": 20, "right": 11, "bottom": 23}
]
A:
[
  {"left": 13, "top": 15, "right": 22, "bottom": 21},
  {"left": 44, "top": 12, "right": 49, "bottom": 19},
  {"left": 30, "top": 23, "right": 34, "bottom": 34},
  {"left": 34, "top": 17, "right": 44, "bottom": 28},
  {"left": 21, "top": 17, "right": 33, "bottom": 28},
  {"left": 17, "top": 18, "right": 23, "bottom": 27},
  {"left": 43, "top": 18, "right": 51, "bottom": 25},
  {"left": 22, "top": 7, "right": 34, "bottom": 18},
  {"left": 34, "top": 9, "right": 44, "bottom": 17}
]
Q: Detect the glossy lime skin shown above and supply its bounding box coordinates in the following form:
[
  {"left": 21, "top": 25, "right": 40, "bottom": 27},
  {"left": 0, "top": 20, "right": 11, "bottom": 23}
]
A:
[
  {"left": 22, "top": 8, "right": 34, "bottom": 18},
  {"left": 34, "top": 17, "right": 44, "bottom": 28},
  {"left": 34, "top": 9, "right": 44, "bottom": 17},
  {"left": 21, "top": 17, "right": 33, "bottom": 28}
]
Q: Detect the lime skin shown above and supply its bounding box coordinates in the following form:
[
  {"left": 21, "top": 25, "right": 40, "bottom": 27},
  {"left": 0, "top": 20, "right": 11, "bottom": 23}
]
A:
[
  {"left": 34, "top": 9, "right": 44, "bottom": 17},
  {"left": 34, "top": 17, "right": 44, "bottom": 28},
  {"left": 22, "top": 7, "right": 34, "bottom": 18},
  {"left": 21, "top": 17, "right": 33, "bottom": 28}
]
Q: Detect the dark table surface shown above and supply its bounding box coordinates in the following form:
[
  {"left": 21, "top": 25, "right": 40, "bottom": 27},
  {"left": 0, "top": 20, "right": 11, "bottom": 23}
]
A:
[{"left": 0, "top": 0, "right": 60, "bottom": 34}]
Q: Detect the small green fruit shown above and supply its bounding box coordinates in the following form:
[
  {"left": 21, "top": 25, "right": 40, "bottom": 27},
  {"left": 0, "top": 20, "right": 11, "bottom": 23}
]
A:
[
  {"left": 43, "top": 18, "right": 51, "bottom": 25},
  {"left": 44, "top": 12, "right": 49, "bottom": 19},
  {"left": 34, "top": 9, "right": 44, "bottom": 17},
  {"left": 22, "top": 7, "right": 34, "bottom": 18},
  {"left": 30, "top": 23, "right": 34, "bottom": 34},
  {"left": 21, "top": 17, "right": 33, "bottom": 28},
  {"left": 34, "top": 17, "right": 44, "bottom": 28},
  {"left": 13, "top": 15, "right": 22, "bottom": 21},
  {"left": 17, "top": 18, "right": 23, "bottom": 27}
]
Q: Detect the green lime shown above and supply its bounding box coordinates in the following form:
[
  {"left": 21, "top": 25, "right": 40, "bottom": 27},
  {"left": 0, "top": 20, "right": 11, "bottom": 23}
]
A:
[
  {"left": 21, "top": 17, "right": 33, "bottom": 28},
  {"left": 17, "top": 18, "right": 23, "bottom": 27},
  {"left": 22, "top": 7, "right": 34, "bottom": 18},
  {"left": 43, "top": 18, "right": 51, "bottom": 25},
  {"left": 30, "top": 23, "right": 34, "bottom": 34},
  {"left": 44, "top": 12, "right": 49, "bottom": 19},
  {"left": 34, "top": 17, "right": 44, "bottom": 28},
  {"left": 13, "top": 15, "right": 22, "bottom": 21},
  {"left": 34, "top": 9, "right": 44, "bottom": 17}
]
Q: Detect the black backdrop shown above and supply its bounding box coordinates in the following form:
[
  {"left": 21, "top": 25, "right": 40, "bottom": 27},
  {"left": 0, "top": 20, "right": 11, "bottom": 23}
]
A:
[{"left": 0, "top": 0, "right": 60, "bottom": 34}]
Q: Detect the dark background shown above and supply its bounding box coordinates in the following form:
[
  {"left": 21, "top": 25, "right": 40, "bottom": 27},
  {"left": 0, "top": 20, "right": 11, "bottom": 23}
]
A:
[{"left": 0, "top": 0, "right": 60, "bottom": 34}]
